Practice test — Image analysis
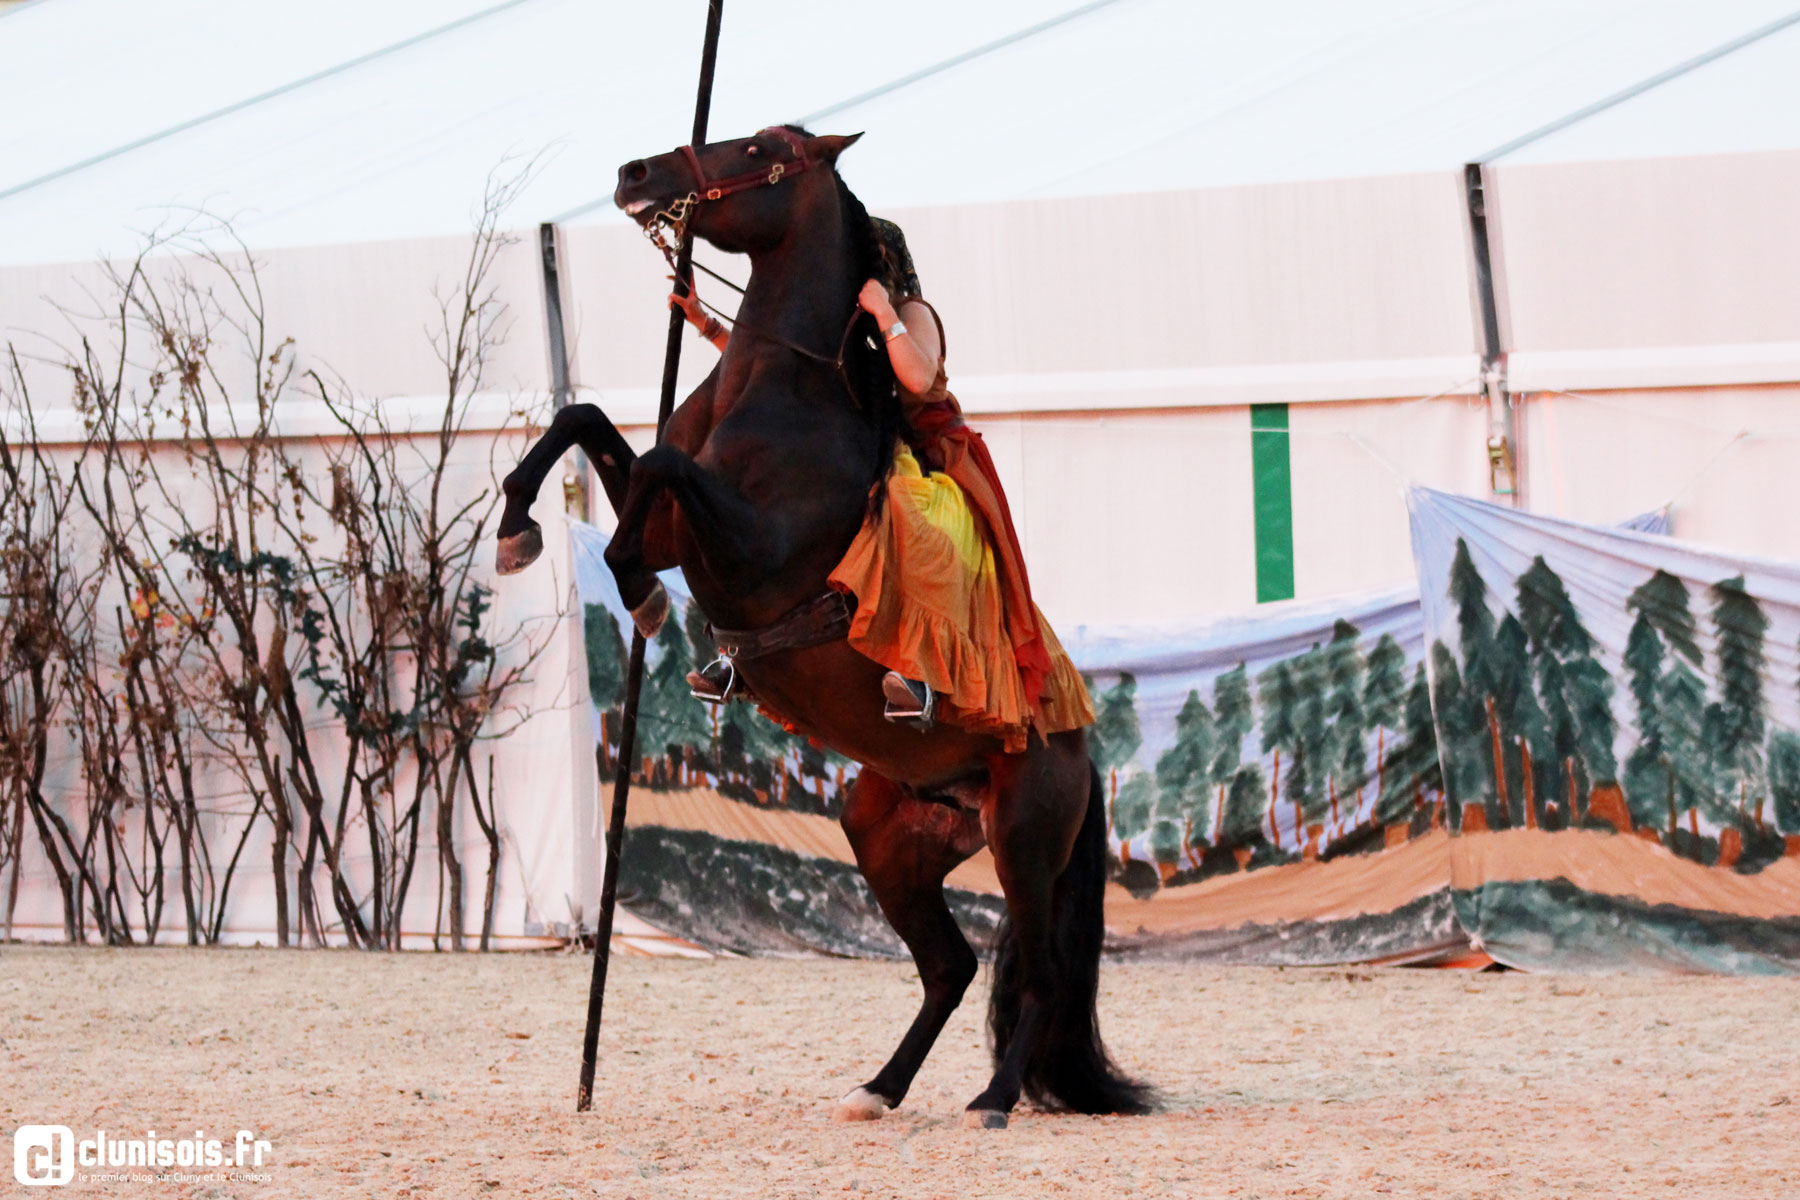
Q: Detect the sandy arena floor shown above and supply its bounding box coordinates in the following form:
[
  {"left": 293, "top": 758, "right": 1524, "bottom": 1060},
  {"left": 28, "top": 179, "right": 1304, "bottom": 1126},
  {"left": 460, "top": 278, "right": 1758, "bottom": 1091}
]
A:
[{"left": 3, "top": 945, "right": 1797, "bottom": 1199}]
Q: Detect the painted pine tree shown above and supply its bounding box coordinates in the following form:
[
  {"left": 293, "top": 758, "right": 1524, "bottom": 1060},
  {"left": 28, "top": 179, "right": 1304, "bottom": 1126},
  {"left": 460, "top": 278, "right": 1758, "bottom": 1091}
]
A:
[
  {"left": 1488, "top": 613, "right": 1542, "bottom": 827},
  {"left": 1256, "top": 657, "right": 1301, "bottom": 848},
  {"left": 1211, "top": 664, "right": 1264, "bottom": 848},
  {"left": 1437, "top": 539, "right": 1500, "bottom": 828},
  {"left": 1148, "top": 817, "right": 1185, "bottom": 867},
  {"left": 1766, "top": 729, "right": 1800, "bottom": 838},
  {"left": 1220, "top": 764, "right": 1270, "bottom": 850},
  {"left": 1623, "top": 608, "right": 1672, "bottom": 831},
  {"left": 1292, "top": 642, "right": 1330, "bottom": 837},
  {"left": 1516, "top": 556, "right": 1617, "bottom": 826},
  {"left": 1113, "top": 773, "right": 1156, "bottom": 842},
  {"left": 1322, "top": 620, "right": 1369, "bottom": 834},
  {"left": 1362, "top": 634, "right": 1407, "bottom": 815},
  {"left": 645, "top": 605, "right": 713, "bottom": 759},
  {"left": 585, "top": 604, "right": 628, "bottom": 710},
  {"left": 1778, "top": 634, "right": 1800, "bottom": 839},
  {"left": 1623, "top": 570, "right": 1708, "bottom": 836},
  {"left": 1427, "top": 641, "right": 1480, "bottom": 830},
  {"left": 716, "top": 680, "right": 791, "bottom": 783},
  {"left": 1087, "top": 672, "right": 1143, "bottom": 825},
  {"left": 684, "top": 600, "right": 716, "bottom": 669},
  {"left": 584, "top": 603, "right": 629, "bottom": 774},
  {"left": 1704, "top": 576, "right": 1769, "bottom": 830},
  {"left": 1154, "top": 690, "right": 1216, "bottom": 851},
  {"left": 1377, "top": 662, "right": 1441, "bottom": 829}
]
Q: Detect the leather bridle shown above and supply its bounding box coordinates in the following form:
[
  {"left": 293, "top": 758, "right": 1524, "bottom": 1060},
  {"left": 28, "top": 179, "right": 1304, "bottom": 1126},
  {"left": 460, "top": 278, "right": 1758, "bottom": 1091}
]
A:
[
  {"left": 645, "top": 126, "right": 812, "bottom": 250},
  {"left": 641, "top": 127, "right": 870, "bottom": 402},
  {"left": 679, "top": 125, "right": 811, "bottom": 204}
]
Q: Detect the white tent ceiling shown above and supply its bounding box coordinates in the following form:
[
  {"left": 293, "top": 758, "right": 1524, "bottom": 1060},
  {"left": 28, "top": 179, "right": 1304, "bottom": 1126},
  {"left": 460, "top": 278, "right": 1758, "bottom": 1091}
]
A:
[
  {"left": 3, "top": 0, "right": 1798, "bottom": 265},
  {"left": 1496, "top": 11, "right": 1800, "bottom": 165}
]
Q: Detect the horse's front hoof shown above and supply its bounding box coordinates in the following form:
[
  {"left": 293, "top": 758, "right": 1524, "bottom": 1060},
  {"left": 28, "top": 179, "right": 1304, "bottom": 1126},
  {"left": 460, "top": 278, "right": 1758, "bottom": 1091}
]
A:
[
  {"left": 832, "top": 1087, "right": 889, "bottom": 1123},
  {"left": 960, "top": 1108, "right": 1008, "bottom": 1130},
  {"left": 630, "top": 579, "right": 669, "bottom": 639},
  {"left": 495, "top": 523, "right": 544, "bottom": 576}
]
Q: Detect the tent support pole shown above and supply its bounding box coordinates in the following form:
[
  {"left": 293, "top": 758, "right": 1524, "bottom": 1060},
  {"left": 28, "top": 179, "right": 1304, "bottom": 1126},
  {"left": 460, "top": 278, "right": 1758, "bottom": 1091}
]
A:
[
  {"left": 538, "top": 220, "right": 589, "bottom": 522},
  {"left": 1463, "top": 161, "right": 1520, "bottom": 507},
  {"left": 576, "top": 0, "right": 724, "bottom": 1115}
]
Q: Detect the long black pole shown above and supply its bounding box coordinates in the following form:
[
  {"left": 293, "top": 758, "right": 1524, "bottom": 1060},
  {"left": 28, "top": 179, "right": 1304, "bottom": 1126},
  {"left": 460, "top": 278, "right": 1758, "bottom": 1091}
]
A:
[{"left": 576, "top": 0, "right": 725, "bottom": 1114}]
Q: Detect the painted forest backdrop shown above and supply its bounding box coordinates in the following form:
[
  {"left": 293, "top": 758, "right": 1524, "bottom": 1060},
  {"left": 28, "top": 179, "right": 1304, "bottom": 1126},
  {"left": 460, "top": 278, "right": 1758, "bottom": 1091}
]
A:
[{"left": 574, "top": 494, "right": 1800, "bottom": 972}]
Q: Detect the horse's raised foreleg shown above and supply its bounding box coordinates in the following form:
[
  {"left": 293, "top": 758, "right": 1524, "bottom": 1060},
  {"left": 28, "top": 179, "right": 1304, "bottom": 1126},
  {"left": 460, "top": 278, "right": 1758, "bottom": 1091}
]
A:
[
  {"left": 600, "top": 442, "right": 786, "bottom": 637},
  {"left": 496, "top": 403, "right": 637, "bottom": 575},
  {"left": 835, "top": 770, "right": 982, "bottom": 1122}
]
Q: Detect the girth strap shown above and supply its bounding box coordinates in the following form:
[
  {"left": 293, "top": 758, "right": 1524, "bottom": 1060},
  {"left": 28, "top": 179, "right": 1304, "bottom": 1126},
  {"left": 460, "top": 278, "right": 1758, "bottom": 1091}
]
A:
[{"left": 710, "top": 590, "right": 852, "bottom": 661}]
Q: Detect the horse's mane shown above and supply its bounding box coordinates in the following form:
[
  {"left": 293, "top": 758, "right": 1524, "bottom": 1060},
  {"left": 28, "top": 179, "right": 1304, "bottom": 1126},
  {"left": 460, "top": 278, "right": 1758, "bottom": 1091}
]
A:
[{"left": 785, "top": 125, "right": 903, "bottom": 512}]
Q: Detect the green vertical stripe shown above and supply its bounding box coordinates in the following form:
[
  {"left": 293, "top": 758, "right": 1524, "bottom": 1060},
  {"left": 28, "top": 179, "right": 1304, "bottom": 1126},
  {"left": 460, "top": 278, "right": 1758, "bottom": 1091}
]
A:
[{"left": 1250, "top": 403, "right": 1295, "bottom": 603}]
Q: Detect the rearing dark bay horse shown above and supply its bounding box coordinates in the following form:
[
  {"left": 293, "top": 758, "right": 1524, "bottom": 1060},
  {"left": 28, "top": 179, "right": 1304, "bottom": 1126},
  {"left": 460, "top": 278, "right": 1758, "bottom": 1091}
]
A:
[{"left": 496, "top": 126, "right": 1150, "bottom": 1129}]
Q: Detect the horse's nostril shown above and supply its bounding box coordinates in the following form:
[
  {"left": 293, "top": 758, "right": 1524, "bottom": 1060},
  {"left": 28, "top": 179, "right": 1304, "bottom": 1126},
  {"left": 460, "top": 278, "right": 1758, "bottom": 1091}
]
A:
[{"left": 620, "top": 159, "right": 650, "bottom": 185}]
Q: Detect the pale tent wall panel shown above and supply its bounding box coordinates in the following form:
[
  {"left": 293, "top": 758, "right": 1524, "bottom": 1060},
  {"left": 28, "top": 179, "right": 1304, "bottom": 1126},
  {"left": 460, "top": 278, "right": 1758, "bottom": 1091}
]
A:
[
  {"left": 1519, "top": 384, "right": 1800, "bottom": 562},
  {"left": 1289, "top": 396, "right": 1492, "bottom": 603},
  {"left": 0, "top": 234, "right": 551, "bottom": 416},
  {"left": 878, "top": 174, "right": 1479, "bottom": 378},
  {"left": 0, "top": 432, "right": 591, "bottom": 945},
  {"left": 561, "top": 174, "right": 1482, "bottom": 426},
  {"left": 1495, "top": 150, "right": 1800, "bottom": 378},
  {"left": 557, "top": 222, "right": 725, "bottom": 427},
  {"left": 247, "top": 234, "right": 554, "bottom": 401},
  {"left": 1001, "top": 411, "right": 1259, "bottom": 628},
  {"left": 0, "top": 258, "right": 122, "bottom": 410}
]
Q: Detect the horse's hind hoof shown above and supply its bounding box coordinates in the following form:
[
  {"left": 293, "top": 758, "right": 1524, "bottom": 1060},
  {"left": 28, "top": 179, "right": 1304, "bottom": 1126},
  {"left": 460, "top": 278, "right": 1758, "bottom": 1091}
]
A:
[
  {"left": 960, "top": 1108, "right": 1008, "bottom": 1130},
  {"left": 630, "top": 580, "right": 669, "bottom": 639},
  {"left": 832, "top": 1087, "right": 889, "bottom": 1123},
  {"left": 495, "top": 522, "right": 544, "bottom": 576}
]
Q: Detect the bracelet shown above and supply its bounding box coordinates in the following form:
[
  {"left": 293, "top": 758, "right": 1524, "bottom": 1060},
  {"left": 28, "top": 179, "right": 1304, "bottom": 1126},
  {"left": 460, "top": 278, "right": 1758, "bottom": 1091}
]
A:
[
  {"left": 701, "top": 317, "right": 724, "bottom": 341},
  {"left": 882, "top": 319, "right": 908, "bottom": 343}
]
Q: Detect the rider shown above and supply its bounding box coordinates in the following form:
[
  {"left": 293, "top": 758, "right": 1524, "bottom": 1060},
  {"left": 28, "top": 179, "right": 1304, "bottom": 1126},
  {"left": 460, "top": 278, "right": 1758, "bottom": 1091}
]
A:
[{"left": 674, "top": 218, "right": 1094, "bottom": 750}]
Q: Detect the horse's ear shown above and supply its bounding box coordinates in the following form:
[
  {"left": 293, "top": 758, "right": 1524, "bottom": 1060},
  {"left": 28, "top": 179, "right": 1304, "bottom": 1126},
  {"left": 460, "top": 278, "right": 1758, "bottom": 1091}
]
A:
[{"left": 804, "top": 132, "right": 863, "bottom": 164}]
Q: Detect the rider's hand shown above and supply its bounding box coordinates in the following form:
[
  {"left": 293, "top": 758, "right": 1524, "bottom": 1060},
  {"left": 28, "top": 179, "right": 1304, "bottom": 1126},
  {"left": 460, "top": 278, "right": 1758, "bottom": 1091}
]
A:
[
  {"left": 668, "top": 276, "right": 706, "bottom": 328},
  {"left": 858, "top": 279, "right": 897, "bottom": 327}
]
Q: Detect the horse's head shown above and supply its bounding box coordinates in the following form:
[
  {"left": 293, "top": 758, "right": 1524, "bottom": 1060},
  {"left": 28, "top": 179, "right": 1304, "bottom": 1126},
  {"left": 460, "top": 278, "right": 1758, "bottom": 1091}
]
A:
[{"left": 614, "top": 127, "right": 862, "bottom": 255}]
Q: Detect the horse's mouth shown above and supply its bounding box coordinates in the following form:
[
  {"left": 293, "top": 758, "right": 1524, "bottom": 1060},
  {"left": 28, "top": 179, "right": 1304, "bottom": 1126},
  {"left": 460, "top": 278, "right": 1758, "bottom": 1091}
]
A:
[{"left": 623, "top": 198, "right": 653, "bottom": 216}]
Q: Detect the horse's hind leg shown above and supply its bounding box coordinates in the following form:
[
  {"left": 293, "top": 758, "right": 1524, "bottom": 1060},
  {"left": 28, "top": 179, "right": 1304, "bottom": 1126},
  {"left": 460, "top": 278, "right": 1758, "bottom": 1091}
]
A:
[
  {"left": 967, "top": 731, "right": 1152, "bottom": 1129},
  {"left": 496, "top": 403, "right": 636, "bottom": 574},
  {"left": 835, "top": 770, "right": 981, "bottom": 1122}
]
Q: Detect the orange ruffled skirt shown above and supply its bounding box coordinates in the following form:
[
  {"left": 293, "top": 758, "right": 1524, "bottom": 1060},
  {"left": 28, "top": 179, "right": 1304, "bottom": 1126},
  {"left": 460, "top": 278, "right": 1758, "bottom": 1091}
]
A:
[{"left": 828, "top": 444, "right": 1094, "bottom": 753}]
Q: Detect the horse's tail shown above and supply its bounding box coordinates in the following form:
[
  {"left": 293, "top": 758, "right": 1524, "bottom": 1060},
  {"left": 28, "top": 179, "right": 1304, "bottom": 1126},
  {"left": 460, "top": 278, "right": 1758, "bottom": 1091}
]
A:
[{"left": 988, "top": 761, "right": 1155, "bottom": 1114}]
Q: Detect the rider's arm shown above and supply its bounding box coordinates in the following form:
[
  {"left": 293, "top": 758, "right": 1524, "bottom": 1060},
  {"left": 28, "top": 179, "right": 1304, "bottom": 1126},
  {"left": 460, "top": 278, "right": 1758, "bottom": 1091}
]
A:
[
  {"left": 671, "top": 288, "right": 729, "bottom": 351},
  {"left": 857, "top": 281, "right": 941, "bottom": 395}
]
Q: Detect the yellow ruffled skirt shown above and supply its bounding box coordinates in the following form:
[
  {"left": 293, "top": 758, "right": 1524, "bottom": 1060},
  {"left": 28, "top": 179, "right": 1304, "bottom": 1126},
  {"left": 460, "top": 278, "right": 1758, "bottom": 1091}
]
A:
[{"left": 828, "top": 446, "right": 1094, "bottom": 752}]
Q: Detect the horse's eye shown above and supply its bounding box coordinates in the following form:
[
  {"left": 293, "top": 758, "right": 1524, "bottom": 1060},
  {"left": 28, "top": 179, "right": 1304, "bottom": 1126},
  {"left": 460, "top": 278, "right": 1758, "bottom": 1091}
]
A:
[{"left": 745, "top": 144, "right": 760, "bottom": 157}]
